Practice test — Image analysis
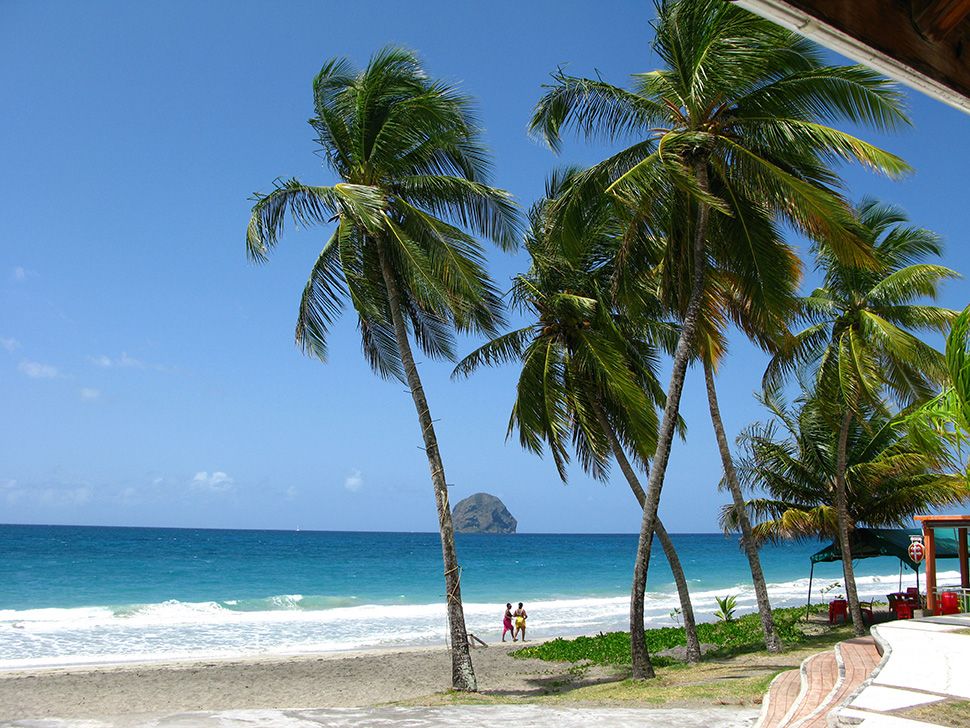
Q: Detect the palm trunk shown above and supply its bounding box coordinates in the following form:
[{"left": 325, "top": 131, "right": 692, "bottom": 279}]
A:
[
  {"left": 703, "top": 360, "right": 781, "bottom": 653},
  {"left": 835, "top": 408, "right": 865, "bottom": 636},
  {"left": 630, "top": 162, "right": 711, "bottom": 679},
  {"left": 590, "top": 400, "right": 701, "bottom": 663},
  {"left": 376, "top": 237, "right": 477, "bottom": 690}
]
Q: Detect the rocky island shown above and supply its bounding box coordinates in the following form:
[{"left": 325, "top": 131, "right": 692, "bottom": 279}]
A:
[{"left": 451, "top": 492, "right": 517, "bottom": 534}]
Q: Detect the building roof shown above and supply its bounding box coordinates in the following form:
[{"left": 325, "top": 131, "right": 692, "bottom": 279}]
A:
[{"left": 736, "top": 0, "right": 970, "bottom": 114}]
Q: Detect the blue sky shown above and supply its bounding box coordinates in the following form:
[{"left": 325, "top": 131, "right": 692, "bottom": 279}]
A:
[{"left": 2, "top": 1, "right": 968, "bottom": 533}]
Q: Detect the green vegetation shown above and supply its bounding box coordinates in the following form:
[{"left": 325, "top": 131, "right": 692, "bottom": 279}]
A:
[
  {"left": 904, "top": 699, "right": 970, "bottom": 727},
  {"left": 757, "top": 199, "right": 961, "bottom": 633},
  {"left": 527, "top": 0, "right": 910, "bottom": 677},
  {"left": 511, "top": 607, "right": 822, "bottom": 666},
  {"left": 728, "top": 396, "right": 968, "bottom": 541},
  {"left": 713, "top": 595, "right": 738, "bottom": 622},
  {"left": 907, "top": 305, "right": 970, "bottom": 478}
]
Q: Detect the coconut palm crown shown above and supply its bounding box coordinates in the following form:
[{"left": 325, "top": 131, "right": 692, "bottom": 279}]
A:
[
  {"left": 455, "top": 170, "right": 674, "bottom": 480},
  {"left": 766, "top": 198, "right": 960, "bottom": 410},
  {"left": 727, "top": 393, "right": 969, "bottom": 542},
  {"left": 247, "top": 47, "right": 518, "bottom": 375}
]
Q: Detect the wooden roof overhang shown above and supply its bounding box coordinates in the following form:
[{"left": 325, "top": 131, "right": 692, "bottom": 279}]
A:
[
  {"left": 915, "top": 514, "right": 970, "bottom": 528},
  {"left": 733, "top": 0, "right": 970, "bottom": 114}
]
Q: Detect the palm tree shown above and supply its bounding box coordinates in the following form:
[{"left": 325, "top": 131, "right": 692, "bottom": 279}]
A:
[
  {"left": 906, "top": 305, "right": 970, "bottom": 474},
  {"left": 727, "top": 393, "right": 969, "bottom": 547},
  {"left": 531, "top": 0, "right": 908, "bottom": 677},
  {"left": 245, "top": 47, "right": 519, "bottom": 691},
  {"left": 455, "top": 171, "right": 703, "bottom": 662},
  {"left": 766, "top": 199, "right": 959, "bottom": 634}
]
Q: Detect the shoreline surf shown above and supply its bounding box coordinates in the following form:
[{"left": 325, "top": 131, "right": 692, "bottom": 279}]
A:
[{"left": 2, "top": 568, "right": 953, "bottom": 671}]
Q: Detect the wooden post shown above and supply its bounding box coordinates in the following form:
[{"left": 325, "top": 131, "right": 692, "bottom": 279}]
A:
[
  {"left": 959, "top": 527, "right": 969, "bottom": 589},
  {"left": 925, "top": 525, "right": 938, "bottom": 614}
]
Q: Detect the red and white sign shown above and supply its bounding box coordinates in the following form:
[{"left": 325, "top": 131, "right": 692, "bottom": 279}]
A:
[{"left": 908, "top": 537, "right": 925, "bottom": 564}]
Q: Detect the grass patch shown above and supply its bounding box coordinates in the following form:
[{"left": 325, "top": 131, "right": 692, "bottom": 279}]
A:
[
  {"left": 904, "top": 699, "right": 970, "bottom": 727},
  {"left": 512, "top": 606, "right": 823, "bottom": 666}
]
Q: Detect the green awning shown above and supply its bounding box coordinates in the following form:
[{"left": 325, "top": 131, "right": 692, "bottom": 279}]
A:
[{"left": 811, "top": 528, "right": 967, "bottom": 571}]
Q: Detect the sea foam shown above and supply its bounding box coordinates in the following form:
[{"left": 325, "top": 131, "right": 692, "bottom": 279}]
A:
[{"left": 1, "top": 569, "right": 958, "bottom": 670}]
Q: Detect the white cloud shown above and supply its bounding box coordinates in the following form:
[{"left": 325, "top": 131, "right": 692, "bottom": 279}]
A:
[
  {"left": 192, "top": 470, "right": 234, "bottom": 493},
  {"left": 286, "top": 486, "right": 299, "bottom": 500},
  {"left": 4, "top": 481, "right": 91, "bottom": 507},
  {"left": 38, "top": 486, "right": 91, "bottom": 506},
  {"left": 344, "top": 469, "right": 363, "bottom": 492},
  {"left": 79, "top": 387, "right": 101, "bottom": 401},
  {"left": 0, "top": 337, "right": 19, "bottom": 352},
  {"left": 90, "top": 352, "right": 144, "bottom": 369},
  {"left": 12, "top": 266, "right": 25, "bottom": 281},
  {"left": 18, "top": 360, "right": 60, "bottom": 379}
]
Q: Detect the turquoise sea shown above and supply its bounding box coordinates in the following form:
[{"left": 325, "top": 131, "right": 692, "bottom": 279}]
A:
[{"left": 0, "top": 524, "right": 946, "bottom": 669}]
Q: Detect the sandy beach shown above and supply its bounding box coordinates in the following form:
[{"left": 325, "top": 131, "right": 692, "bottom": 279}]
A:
[
  {"left": 0, "top": 643, "right": 594, "bottom": 722},
  {"left": 0, "top": 642, "right": 766, "bottom": 726}
]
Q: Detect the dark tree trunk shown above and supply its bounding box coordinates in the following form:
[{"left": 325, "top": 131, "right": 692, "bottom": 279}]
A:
[
  {"left": 703, "top": 360, "right": 781, "bottom": 653},
  {"left": 835, "top": 408, "right": 865, "bottom": 636},
  {"left": 589, "top": 400, "right": 701, "bottom": 663},
  {"left": 376, "top": 238, "right": 477, "bottom": 690},
  {"left": 630, "top": 163, "right": 710, "bottom": 679}
]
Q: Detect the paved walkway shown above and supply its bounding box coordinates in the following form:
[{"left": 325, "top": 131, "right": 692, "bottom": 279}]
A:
[
  {"left": 834, "top": 613, "right": 970, "bottom": 727},
  {"left": 1, "top": 705, "right": 759, "bottom": 728}
]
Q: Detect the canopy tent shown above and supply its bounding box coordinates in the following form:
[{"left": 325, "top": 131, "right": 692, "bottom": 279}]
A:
[
  {"left": 806, "top": 528, "right": 968, "bottom": 610},
  {"left": 811, "top": 528, "right": 965, "bottom": 571}
]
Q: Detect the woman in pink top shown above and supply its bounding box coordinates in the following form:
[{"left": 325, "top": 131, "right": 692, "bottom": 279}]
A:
[{"left": 502, "top": 602, "right": 515, "bottom": 642}]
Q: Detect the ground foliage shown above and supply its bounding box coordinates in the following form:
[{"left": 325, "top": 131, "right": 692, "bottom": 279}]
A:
[{"left": 511, "top": 607, "right": 820, "bottom": 665}]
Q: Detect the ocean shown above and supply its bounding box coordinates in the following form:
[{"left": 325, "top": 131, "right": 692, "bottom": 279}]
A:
[{"left": 0, "top": 524, "right": 948, "bottom": 670}]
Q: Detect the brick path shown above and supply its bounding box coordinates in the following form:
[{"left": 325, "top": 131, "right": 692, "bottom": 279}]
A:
[
  {"left": 758, "top": 669, "right": 802, "bottom": 727},
  {"left": 756, "top": 637, "right": 881, "bottom": 728},
  {"left": 784, "top": 651, "right": 838, "bottom": 726}
]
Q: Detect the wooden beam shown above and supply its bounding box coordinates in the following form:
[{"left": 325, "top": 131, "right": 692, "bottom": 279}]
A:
[
  {"left": 915, "top": 0, "right": 970, "bottom": 41},
  {"left": 925, "top": 525, "right": 938, "bottom": 613},
  {"left": 736, "top": 0, "right": 970, "bottom": 114},
  {"left": 959, "top": 527, "right": 969, "bottom": 589}
]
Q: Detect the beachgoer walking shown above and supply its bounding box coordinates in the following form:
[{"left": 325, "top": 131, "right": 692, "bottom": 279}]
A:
[
  {"left": 502, "top": 602, "right": 514, "bottom": 642},
  {"left": 513, "top": 602, "right": 528, "bottom": 642}
]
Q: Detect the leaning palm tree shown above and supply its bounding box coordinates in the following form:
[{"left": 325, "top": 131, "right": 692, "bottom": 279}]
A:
[
  {"left": 455, "top": 171, "right": 704, "bottom": 662},
  {"left": 245, "top": 47, "right": 519, "bottom": 691},
  {"left": 674, "top": 194, "right": 800, "bottom": 654},
  {"left": 727, "top": 393, "right": 969, "bottom": 549},
  {"left": 766, "top": 199, "right": 959, "bottom": 634},
  {"left": 702, "top": 338, "right": 788, "bottom": 652},
  {"left": 531, "top": 0, "right": 909, "bottom": 677}
]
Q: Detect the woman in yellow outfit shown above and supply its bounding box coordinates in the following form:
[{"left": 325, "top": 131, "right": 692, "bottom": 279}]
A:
[{"left": 513, "top": 602, "right": 528, "bottom": 642}]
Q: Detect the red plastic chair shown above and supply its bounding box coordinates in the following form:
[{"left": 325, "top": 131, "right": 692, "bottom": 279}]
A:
[
  {"left": 829, "top": 599, "right": 849, "bottom": 624},
  {"left": 889, "top": 595, "right": 913, "bottom": 619},
  {"left": 940, "top": 591, "right": 961, "bottom": 615}
]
